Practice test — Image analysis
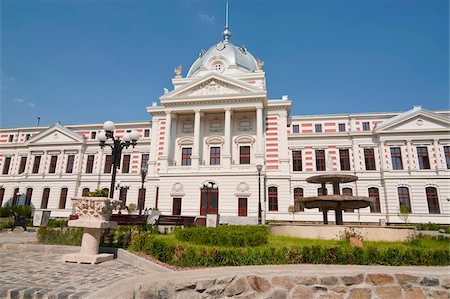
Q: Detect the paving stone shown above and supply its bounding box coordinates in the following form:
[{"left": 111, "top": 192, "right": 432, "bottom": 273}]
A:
[
  {"left": 234, "top": 291, "right": 259, "bottom": 299},
  {"left": 176, "top": 290, "right": 201, "bottom": 299},
  {"left": 375, "top": 285, "right": 402, "bottom": 299},
  {"left": 290, "top": 286, "right": 312, "bottom": 299},
  {"left": 247, "top": 275, "right": 271, "bottom": 293},
  {"left": 365, "top": 274, "right": 394, "bottom": 285},
  {"left": 264, "top": 288, "right": 289, "bottom": 299},
  {"left": 420, "top": 277, "right": 439, "bottom": 287},
  {"left": 317, "top": 294, "right": 344, "bottom": 299},
  {"left": 295, "top": 276, "right": 317, "bottom": 285},
  {"left": 341, "top": 274, "right": 363, "bottom": 286},
  {"left": 404, "top": 286, "right": 426, "bottom": 299},
  {"left": 347, "top": 288, "right": 371, "bottom": 299},
  {"left": 205, "top": 284, "right": 225, "bottom": 296},
  {"left": 431, "top": 290, "right": 450, "bottom": 299},
  {"left": 442, "top": 279, "right": 450, "bottom": 289},
  {"left": 272, "top": 276, "right": 294, "bottom": 290},
  {"left": 331, "top": 286, "right": 347, "bottom": 293},
  {"left": 196, "top": 279, "right": 215, "bottom": 292},
  {"left": 396, "top": 274, "right": 419, "bottom": 285}
]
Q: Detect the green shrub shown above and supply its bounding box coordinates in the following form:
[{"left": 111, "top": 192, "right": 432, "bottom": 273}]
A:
[
  {"left": 101, "top": 224, "right": 159, "bottom": 248},
  {"left": 46, "top": 219, "right": 68, "bottom": 228},
  {"left": 37, "top": 226, "right": 83, "bottom": 246},
  {"left": 0, "top": 205, "right": 32, "bottom": 218},
  {"left": 175, "top": 225, "right": 268, "bottom": 247},
  {"left": 88, "top": 189, "right": 108, "bottom": 197},
  {"left": 130, "top": 233, "right": 450, "bottom": 267},
  {"left": 417, "top": 222, "right": 450, "bottom": 233}
]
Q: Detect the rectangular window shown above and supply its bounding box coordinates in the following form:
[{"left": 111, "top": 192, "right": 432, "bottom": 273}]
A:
[
  {"left": 141, "top": 153, "right": 149, "bottom": 169},
  {"left": 339, "top": 149, "right": 350, "bottom": 171},
  {"left": 315, "top": 124, "right": 322, "bottom": 133},
  {"left": 445, "top": 146, "right": 450, "bottom": 169},
  {"left": 268, "top": 187, "right": 278, "bottom": 211},
  {"left": 362, "top": 122, "right": 370, "bottom": 131},
  {"left": 390, "top": 147, "right": 403, "bottom": 170},
  {"left": 292, "top": 125, "right": 299, "bottom": 133},
  {"left": 292, "top": 150, "right": 302, "bottom": 171},
  {"left": 90, "top": 131, "right": 97, "bottom": 139},
  {"left": 144, "top": 129, "right": 150, "bottom": 137},
  {"left": 210, "top": 147, "right": 221, "bottom": 165},
  {"left": 240, "top": 146, "right": 251, "bottom": 164},
  {"left": 18, "top": 157, "right": 27, "bottom": 174},
  {"left": 315, "top": 150, "right": 325, "bottom": 171},
  {"left": 426, "top": 187, "right": 440, "bottom": 214},
  {"left": 104, "top": 155, "right": 112, "bottom": 174},
  {"left": 364, "top": 148, "right": 376, "bottom": 170},
  {"left": 32, "top": 156, "right": 41, "bottom": 173},
  {"left": 368, "top": 187, "right": 381, "bottom": 213},
  {"left": 172, "top": 198, "right": 182, "bottom": 215},
  {"left": 122, "top": 154, "right": 130, "bottom": 173},
  {"left": 417, "top": 147, "right": 430, "bottom": 169},
  {"left": 8, "top": 135, "right": 13, "bottom": 142},
  {"left": 86, "top": 155, "right": 95, "bottom": 173},
  {"left": 49, "top": 156, "right": 58, "bottom": 173},
  {"left": 25, "top": 188, "right": 33, "bottom": 206},
  {"left": 398, "top": 187, "right": 411, "bottom": 213},
  {"left": 2, "top": 157, "right": 11, "bottom": 175},
  {"left": 238, "top": 198, "right": 247, "bottom": 216},
  {"left": 338, "top": 123, "right": 346, "bottom": 132},
  {"left": 119, "top": 187, "right": 127, "bottom": 208},
  {"left": 41, "top": 188, "right": 50, "bottom": 209},
  {"left": 181, "top": 148, "right": 192, "bottom": 166},
  {"left": 66, "top": 155, "right": 75, "bottom": 173}
]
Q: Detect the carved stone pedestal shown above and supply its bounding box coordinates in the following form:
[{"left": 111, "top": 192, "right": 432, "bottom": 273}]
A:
[{"left": 62, "top": 197, "right": 120, "bottom": 264}]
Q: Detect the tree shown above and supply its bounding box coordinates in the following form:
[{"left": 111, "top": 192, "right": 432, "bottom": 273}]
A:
[{"left": 398, "top": 204, "right": 410, "bottom": 224}]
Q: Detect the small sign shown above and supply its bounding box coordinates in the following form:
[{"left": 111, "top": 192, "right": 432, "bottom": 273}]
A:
[
  {"left": 206, "top": 214, "right": 219, "bottom": 228},
  {"left": 33, "top": 210, "right": 51, "bottom": 226}
]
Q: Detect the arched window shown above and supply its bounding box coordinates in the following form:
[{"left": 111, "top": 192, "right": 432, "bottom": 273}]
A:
[
  {"left": 342, "top": 188, "right": 353, "bottom": 196},
  {"left": 82, "top": 188, "right": 90, "bottom": 197},
  {"left": 268, "top": 187, "right": 278, "bottom": 211},
  {"left": 25, "top": 188, "right": 33, "bottom": 206},
  {"left": 368, "top": 187, "right": 381, "bottom": 213},
  {"left": 119, "top": 187, "right": 128, "bottom": 208},
  {"left": 426, "top": 187, "right": 440, "bottom": 214},
  {"left": 13, "top": 188, "right": 20, "bottom": 206},
  {"left": 293, "top": 188, "right": 304, "bottom": 212},
  {"left": 398, "top": 187, "right": 411, "bottom": 213},
  {"left": 138, "top": 188, "right": 146, "bottom": 212},
  {"left": 0, "top": 188, "right": 5, "bottom": 207},
  {"left": 41, "top": 188, "right": 50, "bottom": 209},
  {"left": 59, "top": 188, "right": 68, "bottom": 209}
]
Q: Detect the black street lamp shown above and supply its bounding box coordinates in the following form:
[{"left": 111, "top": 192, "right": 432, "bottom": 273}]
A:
[
  {"left": 256, "top": 164, "right": 263, "bottom": 224},
  {"left": 139, "top": 163, "right": 148, "bottom": 214},
  {"left": 97, "top": 121, "right": 140, "bottom": 199}
]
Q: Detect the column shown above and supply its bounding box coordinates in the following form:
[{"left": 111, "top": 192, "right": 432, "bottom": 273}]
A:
[
  {"left": 406, "top": 140, "right": 413, "bottom": 172},
  {"left": 255, "top": 107, "right": 264, "bottom": 165},
  {"left": 160, "top": 111, "right": 172, "bottom": 171},
  {"left": 192, "top": 109, "right": 201, "bottom": 170},
  {"left": 223, "top": 108, "right": 232, "bottom": 169},
  {"left": 433, "top": 139, "right": 442, "bottom": 170}
]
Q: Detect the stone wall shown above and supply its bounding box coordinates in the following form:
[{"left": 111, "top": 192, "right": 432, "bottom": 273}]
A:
[{"left": 135, "top": 271, "right": 449, "bottom": 299}]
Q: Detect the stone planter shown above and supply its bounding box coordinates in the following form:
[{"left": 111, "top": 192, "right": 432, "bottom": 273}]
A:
[{"left": 62, "top": 196, "right": 121, "bottom": 264}]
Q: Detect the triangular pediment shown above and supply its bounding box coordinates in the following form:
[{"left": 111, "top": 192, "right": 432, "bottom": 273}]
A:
[
  {"left": 375, "top": 107, "right": 450, "bottom": 133},
  {"left": 161, "top": 72, "right": 266, "bottom": 101},
  {"left": 27, "top": 124, "right": 85, "bottom": 145}
]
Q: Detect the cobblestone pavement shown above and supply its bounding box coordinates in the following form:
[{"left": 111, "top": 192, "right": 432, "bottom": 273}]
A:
[{"left": 0, "top": 231, "right": 157, "bottom": 298}]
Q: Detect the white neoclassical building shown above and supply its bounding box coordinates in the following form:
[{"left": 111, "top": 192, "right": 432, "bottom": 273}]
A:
[{"left": 1, "top": 26, "right": 449, "bottom": 224}]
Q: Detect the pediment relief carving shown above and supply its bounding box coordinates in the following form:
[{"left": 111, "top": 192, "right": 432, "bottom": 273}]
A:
[
  {"left": 235, "top": 135, "right": 255, "bottom": 144},
  {"left": 209, "top": 120, "right": 224, "bottom": 133},
  {"left": 177, "top": 136, "right": 194, "bottom": 146},
  {"left": 205, "top": 135, "right": 225, "bottom": 145},
  {"left": 178, "top": 79, "right": 246, "bottom": 97},
  {"left": 238, "top": 117, "right": 253, "bottom": 132}
]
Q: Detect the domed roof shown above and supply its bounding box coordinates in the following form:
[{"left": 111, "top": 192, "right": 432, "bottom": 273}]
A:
[{"left": 186, "top": 30, "right": 258, "bottom": 77}]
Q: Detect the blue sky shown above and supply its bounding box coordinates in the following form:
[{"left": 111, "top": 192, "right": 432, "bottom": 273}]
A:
[{"left": 1, "top": 0, "right": 448, "bottom": 128}]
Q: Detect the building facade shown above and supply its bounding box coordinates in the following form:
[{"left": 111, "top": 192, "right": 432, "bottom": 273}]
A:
[{"left": 1, "top": 28, "right": 449, "bottom": 224}]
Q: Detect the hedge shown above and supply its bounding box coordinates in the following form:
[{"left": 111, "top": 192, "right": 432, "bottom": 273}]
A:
[
  {"left": 175, "top": 225, "right": 268, "bottom": 247},
  {"left": 130, "top": 233, "right": 450, "bottom": 267},
  {"left": 0, "top": 205, "right": 32, "bottom": 218}
]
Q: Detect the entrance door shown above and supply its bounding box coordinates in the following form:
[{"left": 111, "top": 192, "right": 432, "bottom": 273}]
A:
[{"left": 200, "top": 187, "right": 219, "bottom": 215}]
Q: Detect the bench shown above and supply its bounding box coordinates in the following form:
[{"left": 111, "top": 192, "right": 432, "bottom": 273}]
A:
[
  {"left": 110, "top": 214, "right": 148, "bottom": 225},
  {"left": 11, "top": 212, "right": 27, "bottom": 231},
  {"left": 155, "top": 215, "right": 196, "bottom": 227}
]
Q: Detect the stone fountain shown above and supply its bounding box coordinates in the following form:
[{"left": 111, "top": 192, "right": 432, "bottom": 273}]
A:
[
  {"left": 299, "top": 174, "right": 374, "bottom": 225},
  {"left": 62, "top": 196, "right": 121, "bottom": 264}
]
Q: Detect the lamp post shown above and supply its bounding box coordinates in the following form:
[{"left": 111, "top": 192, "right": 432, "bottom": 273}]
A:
[
  {"left": 139, "top": 163, "right": 148, "bottom": 214},
  {"left": 97, "top": 121, "right": 140, "bottom": 200},
  {"left": 256, "top": 164, "right": 263, "bottom": 224}
]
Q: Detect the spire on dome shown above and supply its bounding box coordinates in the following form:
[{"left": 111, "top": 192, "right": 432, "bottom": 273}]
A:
[{"left": 222, "top": 1, "right": 231, "bottom": 42}]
